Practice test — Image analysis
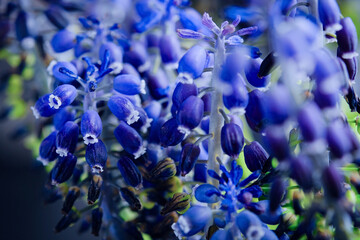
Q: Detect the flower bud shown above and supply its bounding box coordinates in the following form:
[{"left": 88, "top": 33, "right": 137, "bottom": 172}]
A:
[
  {"left": 85, "top": 140, "right": 107, "bottom": 173},
  {"left": 236, "top": 210, "right": 264, "bottom": 239},
  {"left": 245, "top": 58, "right": 270, "bottom": 88},
  {"left": 81, "top": 110, "right": 102, "bottom": 145},
  {"left": 52, "top": 62, "right": 78, "bottom": 83},
  {"left": 194, "top": 183, "right": 221, "bottom": 203},
  {"left": 263, "top": 126, "right": 289, "bottom": 161},
  {"left": 146, "top": 69, "right": 170, "bottom": 100},
  {"left": 51, "top": 153, "right": 77, "bottom": 185},
  {"left": 88, "top": 175, "right": 103, "bottom": 205},
  {"left": 91, "top": 207, "right": 103, "bottom": 236},
  {"left": 245, "top": 89, "right": 266, "bottom": 132},
  {"left": 223, "top": 78, "right": 249, "bottom": 114},
  {"left": 326, "top": 121, "right": 353, "bottom": 158},
  {"left": 336, "top": 17, "right": 358, "bottom": 59},
  {"left": 53, "top": 108, "right": 75, "bottom": 131},
  {"left": 114, "top": 121, "right": 146, "bottom": 159},
  {"left": 318, "top": 0, "right": 342, "bottom": 32},
  {"left": 51, "top": 29, "right": 76, "bottom": 53},
  {"left": 338, "top": 48, "right": 358, "bottom": 80},
  {"left": 159, "top": 34, "right": 181, "bottom": 64},
  {"left": 160, "top": 118, "right": 186, "bottom": 147},
  {"left": 322, "top": 164, "right": 344, "bottom": 200},
  {"left": 172, "top": 82, "right": 198, "bottom": 110},
  {"left": 49, "top": 84, "right": 77, "bottom": 110},
  {"left": 117, "top": 156, "right": 143, "bottom": 188},
  {"left": 114, "top": 74, "right": 146, "bottom": 95},
  {"left": 31, "top": 94, "right": 59, "bottom": 119},
  {"left": 108, "top": 95, "right": 140, "bottom": 125},
  {"left": 176, "top": 96, "right": 204, "bottom": 135},
  {"left": 221, "top": 123, "right": 244, "bottom": 158},
  {"left": 172, "top": 205, "right": 212, "bottom": 237},
  {"left": 298, "top": 102, "right": 326, "bottom": 142},
  {"left": 269, "top": 177, "right": 286, "bottom": 212},
  {"left": 54, "top": 210, "right": 79, "bottom": 233},
  {"left": 179, "top": 8, "right": 203, "bottom": 31},
  {"left": 290, "top": 156, "right": 313, "bottom": 192},
  {"left": 62, "top": 186, "right": 80, "bottom": 214},
  {"left": 120, "top": 187, "right": 142, "bottom": 211},
  {"left": 150, "top": 158, "right": 177, "bottom": 181},
  {"left": 56, "top": 121, "right": 79, "bottom": 157},
  {"left": 153, "top": 212, "right": 179, "bottom": 236},
  {"left": 180, "top": 143, "right": 201, "bottom": 176},
  {"left": 38, "top": 131, "right": 58, "bottom": 165},
  {"left": 161, "top": 192, "right": 190, "bottom": 215},
  {"left": 258, "top": 51, "right": 278, "bottom": 78},
  {"left": 178, "top": 45, "right": 207, "bottom": 82},
  {"left": 244, "top": 141, "right": 269, "bottom": 172}
]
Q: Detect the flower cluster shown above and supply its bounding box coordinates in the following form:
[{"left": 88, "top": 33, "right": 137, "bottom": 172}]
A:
[{"left": 3, "top": 0, "right": 360, "bottom": 239}]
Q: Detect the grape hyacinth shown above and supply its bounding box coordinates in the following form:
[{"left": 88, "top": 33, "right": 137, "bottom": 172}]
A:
[{"left": 2, "top": 0, "right": 360, "bottom": 239}]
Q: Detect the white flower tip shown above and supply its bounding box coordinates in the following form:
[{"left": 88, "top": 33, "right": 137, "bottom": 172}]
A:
[
  {"left": 37, "top": 156, "right": 49, "bottom": 166},
  {"left": 139, "top": 80, "right": 146, "bottom": 94},
  {"left": 177, "top": 73, "right": 194, "bottom": 84},
  {"left": 31, "top": 106, "right": 40, "bottom": 119},
  {"left": 47, "top": 60, "right": 58, "bottom": 76},
  {"left": 133, "top": 145, "right": 146, "bottom": 159},
  {"left": 138, "top": 61, "right": 150, "bottom": 73},
  {"left": 126, "top": 110, "right": 140, "bottom": 125},
  {"left": 48, "top": 94, "right": 62, "bottom": 109},
  {"left": 92, "top": 164, "right": 104, "bottom": 173},
  {"left": 177, "top": 125, "right": 191, "bottom": 137},
  {"left": 342, "top": 51, "right": 359, "bottom": 59},
  {"left": 83, "top": 134, "right": 99, "bottom": 145},
  {"left": 56, "top": 148, "right": 68, "bottom": 157}
]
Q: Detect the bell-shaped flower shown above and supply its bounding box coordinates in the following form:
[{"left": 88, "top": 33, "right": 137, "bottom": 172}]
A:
[
  {"left": 113, "top": 74, "right": 146, "bottom": 95},
  {"left": 31, "top": 94, "right": 59, "bottom": 119},
  {"left": 85, "top": 140, "right": 107, "bottom": 173},
  {"left": 108, "top": 95, "right": 140, "bottom": 125},
  {"left": 52, "top": 62, "right": 78, "bottom": 83},
  {"left": 244, "top": 141, "right": 269, "bottom": 172},
  {"left": 176, "top": 96, "right": 204, "bottom": 135},
  {"left": 53, "top": 108, "right": 75, "bottom": 131},
  {"left": 146, "top": 69, "right": 170, "bottom": 100},
  {"left": 178, "top": 45, "right": 207, "bottom": 83},
  {"left": 172, "top": 82, "right": 198, "bottom": 111},
  {"left": 50, "top": 29, "right": 76, "bottom": 53},
  {"left": 245, "top": 58, "right": 270, "bottom": 88},
  {"left": 221, "top": 123, "right": 244, "bottom": 158},
  {"left": 160, "top": 118, "right": 185, "bottom": 147},
  {"left": 51, "top": 153, "right": 77, "bottom": 185},
  {"left": 159, "top": 34, "right": 181, "bottom": 64},
  {"left": 180, "top": 143, "right": 201, "bottom": 176},
  {"left": 81, "top": 110, "right": 102, "bottom": 145},
  {"left": 297, "top": 102, "right": 326, "bottom": 142},
  {"left": 38, "top": 131, "right": 58, "bottom": 165},
  {"left": 117, "top": 155, "right": 143, "bottom": 188},
  {"left": 56, "top": 121, "right": 79, "bottom": 157},
  {"left": 49, "top": 84, "right": 78, "bottom": 110},
  {"left": 318, "top": 0, "right": 342, "bottom": 32},
  {"left": 336, "top": 17, "right": 358, "bottom": 59}
]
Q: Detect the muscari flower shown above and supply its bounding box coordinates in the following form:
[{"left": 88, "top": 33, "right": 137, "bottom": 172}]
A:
[
  {"left": 38, "top": 131, "right": 58, "bottom": 165},
  {"left": 51, "top": 29, "right": 76, "bottom": 53},
  {"left": 62, "top": 186, "right": 80, "bottom": 215},
  {"left": 160, "top": 118, "right": 185, "bottom": 147},
  {"left": 179, "top": 143, "right": 200, "bottom": 176},
  {"left": 113, "top": 74, "right": 146, "bottom": 95},
  {"left": 244, "top": 141, "right": 269, "bottom": 172},
  {"left": 52, "top": 62, "right": 79, "bottom": 83},
  {"left": 117, "top": 155, "right": 143, "bottom": 188},
  {"left": 56, "top": 121, "right": 79, "bottom": 157},
  {"left": 177, "top": 45, "right": 208, "bottom": 83},
  {"left": 146, "top": 69, "right": 170, "bottom": 100},
  {"left": 108, "top": 95, "right": 140, "bottom": 125},
  {"left": 81, "top": 110, "right": 102, "bottom": 145},
  {"left": 176, "top": 95, "right": 204, "bottom": 135},
  {"left": 53, "top": 108, "right": 75, "bottom": 131},
  {"left": 85, "top": 140, "right": 107, "bottom": 173},
  {"left": 49, "top": 84, "right": 78, "bottom": 110},
  {"left": 318, "top": 0, "right": 342, "bottom": 32},
  {"left": 221, "top": 123, "right": 244, "bottom": 159},
  {"left": 51, "top": 153, "right": 77, "bottom": 185},
  {"left": 91, "top": 207, "right": 103, "bottom": 236},
  {"left": 245, "top": 58, "right": 271, "bottom": 88},
  {"left": 88, "top": 175, "right": 103, "bottom": 205},
  {"left": 31, "top": 94, "right": 59, "bottom": 119},
  {"left": 336, "top": 17, "right": 358, "bottom": 59}
]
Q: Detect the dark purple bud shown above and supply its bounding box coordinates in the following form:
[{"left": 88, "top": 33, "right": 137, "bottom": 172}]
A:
[
  {"left": 54, "top": 210, "right": 79, "bottom": 233},
  {"left": 52, "top": 153, "right": 77, "bottom": 185},
  {"left": 45, "top": 5, "right": 69, "bottom": 30},
  {"left": 114, "top": 121, "right": 145, "bottom": 159},
  {"left": 263, "top": 126, "right": 289, "bottom": 161},
  {"left": 130, "top": 107, "right": 152, "bottom": 133},
  {"left": 62, "top": 186, "right": 80, "bottom": 214},
  {"left": 263, "top": 84, "right": 294, "bottom": 125},
  {"left": 258, "top": 51, "right": 278, "bottom": 78},
  {"left": 51, "top": 29, "right": 76, "bottom": 53},
  {"left": 108, "top": 95, "right": 140, "bottom": 125},
  {"left": 160, "top": 118, "right": 185, "bottom": 147},
  {"left": 161, "top": 192, "right": 191, "bottom": 215},
  {"left": 269, "top": 177, "right": 286, "bottom": 212},
  {"left": 144, "top": 101, "right": 162, "bottom": 120},
  {"left": 120, "top": 187, "right": 142, "bottom": 211},
  {"left": 290, "top": 156, "right": 313, "bottom": 192},
  {"left": 180, "top": 143, "right": 201, "bottom": 176},
  {"left": 88, "top": 175, "right": 103, "bottom": 205},
  {"left": 38, "top": 131, "right": 58, "bottom": 165},
  {"left": 322, "top": 164, "right": 344, "bottom": 199},
  {"left": 99, "top": 42, "right": 123, "bottom": 64},
  {"left": 117, "top": 156, "right": 143, "bottom": 188},
  {"left": 123, "top": 41, "right": 149, "bottom": 72},
  {"left": 53, "top": 108, "right": 75, "bottom": 131},
  {"left": 336, "top": 17, "right": 358, "bottom": 59},
  {"left": 223, "top": 77, "right": 249, "bottom": 113},
  {"left": 245, "top": 90, "right": 266, "bottom": 132},
  {"left": 15, "top": 10, "right": 29, "bottom": 42},
  {"left": 159, "top": 35, "right": 181, "bottom": 64},
  {"left": 91, "top": 208, "right": 103, "bottom": 236},
  {"left": 172, "top": 82, "right": 198, "bottom": 110},
  {"left": 81, "top": 110, "right": 102, "bottom": 145},
  {"left": 221, "top": 123, "right": 244, "bottom": 158},
  {"left": 236, "top": 210, "right": 264, "bottom": 239},
  {"left": 297, "top": 102, "right": 326, "bottom": 142},
  {"left": 244, "top": 141, "right": 269, "bottom": 172},
  {"left": 31, "top": 94, "right": 59, "bottom": 119},
  {"left": 114, "top": 74, "right": 146, "bottom": 95},
  {"left": 319, "top": 0, "right": 341, "bottom": 32},
  {"left": 52, "top": 62, "right": 78, "bottom": 84},
  {"left": 245, "top": 58, "right": 270, "bottom": 88},
  {"left": 326, "top": 121, "right": 352, "bottom": 158},
  {"left": 178, "top": 45, "right": 207, "bottom": 82},
  {"left": 146, "top": 69, "right": 170, "bottom": 100},
  {"left": 150, "top": 158, "right": 177, "bottom": 181},
  {"left": 56, "top": 121, "right": 79, "bottom": 157},
  {"left": 148, "top": 117, "right": 166, "bottom": 144},
  {"left": 49, "top": 84, "right": 78, "bottom": 110},
  {"left": 85, "top": 140, "right": 107, "bottom": 173},
  {"left": 177, "top": 96, "right": 204, "bottom": 135},
  {"left": 337, "top": 48, "right": 358, "bottom": 80}
]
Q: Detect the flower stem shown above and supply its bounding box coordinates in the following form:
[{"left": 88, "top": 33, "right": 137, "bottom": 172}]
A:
[{"left": 208, "top": 38, "right": 226, "bottom": 187}]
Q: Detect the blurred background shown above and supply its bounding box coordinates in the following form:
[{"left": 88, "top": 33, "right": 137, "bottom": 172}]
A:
[{"left": 0, "top": 0, "right": 359, "bottom": 239}]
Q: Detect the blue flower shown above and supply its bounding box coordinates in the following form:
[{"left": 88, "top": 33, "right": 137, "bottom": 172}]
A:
[
  {"left": 117, "top": 155, "right": 143, "bottom": 188},
  {"left": 85, "top": 140, "right": 107, "bottom": 173},
  {"left": 56, "top": 121, "right": 79, "bottom": 157},
  {"left": 51, "top": 153, "right": 77, "bottom": 185},
  {"left": 108, "top": 95, "right": 140, "bottom": 125},
  {"left": 50, "top": 29, "right": 76, "bottom": 53},
  {"left": 81, "top": 110, "right": 102, "bottom": 145}
]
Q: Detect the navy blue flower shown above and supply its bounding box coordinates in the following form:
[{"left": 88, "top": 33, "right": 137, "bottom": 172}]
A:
[
  {"left": 263, "top": 126, "right": 289, "bottom": 161},
  {"left": 117, "top": 155, "right": 143, "bottom": 188},
  {"left": 176, "top": 96, "right": 204, "bottom": 135},
  {"left": 297, "top": 102, "right": 326, "bottom": 142},
  {"left": 85, "top": 140, "right": 107, "bottom": 173},
  {"left": 290, "top": 155, "right": 313, "bottom": 192},
  {"left": 160, "top": 118, "right": 185, "bottom": 147},
  {"left": 91, "top": 207, "right": 103, "bottom": 236},
  {"left": 159, "top": 35, "right": 181, "bottom": 64},
  {"left": 180, "top": 143, "right": 200, "bottom": 176},
  {"left": 223, "top": 76, "right": 249, "bottom": 114},
  {"left": 81, "top": 110, "right": 102, "bottom": 145},
  {"left": 318, "top": 0, "right": 341, "bottom": 32},
  {"left": 113, "top": 74, "right": 146, "bottom": 95},
  {"left": 326, "top": 121, "right": 353, "bottom": 158},
  {"left": 38, "top": 131, "right": 58, "bottom": 165},
  {"left": 146, "top": 69, "right": 170, "bottom": 100},
  {"left": 56, "top": 121, "right": 79, "bottom": 157},
  {"left": 244, "top": 141, "right": 269, "bottom": 172},
  {"left": 49, "top": 84, "right": 78, "bottom": 110},
  {"left": 50, "top": 29, "right": 76, "bottom": 53},
  {"left": 108, "top": 95, "right": 140, "bottom": 125},
  {"left": 114, "top": 121, "right": 146, "bottom": 159},
  {"left": 52, "top": 153, "right": 77, "bottom": 185},
  {"left": 53, "top": 108, "right": 75, "bottom": 131},
  {"left": 31, "top": 94, "right": 59, "bottom": 119},
  {"left": 178, "top": 45, "right": 207, "bottom": 83},
  {"left": 221, "top": 123, "right": 244, "bottom": 158},
  {"left": 245, "top": 89, "right": 266, "bottom": 132},
  {"left": 322, "top": 164, "right": 344, "bottom": 200},
  {"left": 172, "top": 82, "right": 198, "bottom": 111}
]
